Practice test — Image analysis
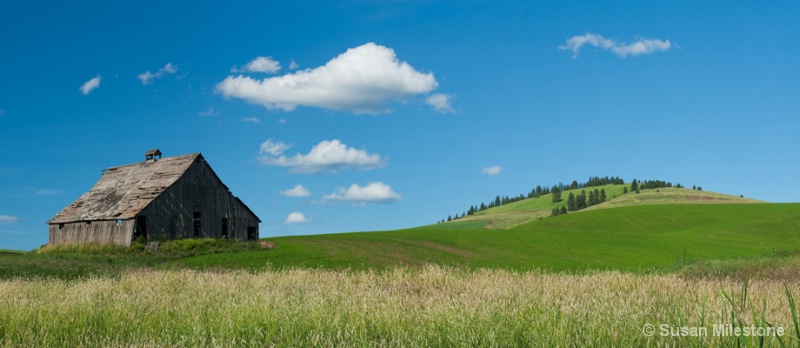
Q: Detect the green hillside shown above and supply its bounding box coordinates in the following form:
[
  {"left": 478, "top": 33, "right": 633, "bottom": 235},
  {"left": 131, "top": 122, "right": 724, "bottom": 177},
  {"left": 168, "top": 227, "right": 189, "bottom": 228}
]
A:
[
  {"left": 453, "top": 185, "right": 756, "bottom": 229},
  {"left": 455, "top": 185, "right": 628, "bottom": 228},
  {"left": 582, "top": 187, "right": 760, "bottom": 210},
  {"left": 0, "top": 249, "right": 26, "bottom": 257},
  {"left": 179, "top": 203, "right": 800, "bottom": 272}
]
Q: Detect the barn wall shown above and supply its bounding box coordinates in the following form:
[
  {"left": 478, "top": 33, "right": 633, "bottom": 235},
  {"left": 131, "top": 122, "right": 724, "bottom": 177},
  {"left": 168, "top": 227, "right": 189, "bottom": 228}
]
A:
[
  {"left": 138, "top": 159, "right": 260, "bottom": 242},
  {"left": 48, "top": 220, "right": 135, "bottom": 246}
]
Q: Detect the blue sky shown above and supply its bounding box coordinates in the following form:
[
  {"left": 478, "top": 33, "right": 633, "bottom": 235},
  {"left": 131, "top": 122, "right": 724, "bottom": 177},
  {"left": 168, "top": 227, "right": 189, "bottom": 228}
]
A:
[{"left": 1, "top": 1, "right": 799, "bottom": 250}]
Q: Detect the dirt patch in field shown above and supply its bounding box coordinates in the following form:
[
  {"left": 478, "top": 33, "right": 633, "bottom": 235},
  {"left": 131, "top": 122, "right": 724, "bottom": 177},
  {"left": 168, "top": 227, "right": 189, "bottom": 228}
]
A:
[
  {"left": 402, "top": 241, "right": 475, "bottom": 257},
  {"left": 387, "top": 252, "right": 422, "bottom": 265},
  {"left": 685, "top": 196, "right": 731, "bottom": 201}
]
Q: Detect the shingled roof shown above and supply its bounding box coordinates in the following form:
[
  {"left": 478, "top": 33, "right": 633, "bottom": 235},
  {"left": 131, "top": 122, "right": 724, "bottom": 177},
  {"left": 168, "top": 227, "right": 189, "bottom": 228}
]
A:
[{"left": 48, "top": 153, "right": 202, "bottom": 224}]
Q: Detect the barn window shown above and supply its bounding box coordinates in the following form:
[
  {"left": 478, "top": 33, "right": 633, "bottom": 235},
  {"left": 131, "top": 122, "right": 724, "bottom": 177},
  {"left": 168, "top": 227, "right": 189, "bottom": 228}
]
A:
[
  {"left": 221, "top": 218, "right": 228, "bottom": 238},
  {"left": 247, "top": 226, "right": 257, "bottom": 241},
  {"left": 115, "top": 219, "right": 122, "bottom": 226},
  {"left": 58, "top": 223, "right": 64, "bottom": 230},
  {"left": 193, "top": 212, "right": 202, "bottom": 237}
]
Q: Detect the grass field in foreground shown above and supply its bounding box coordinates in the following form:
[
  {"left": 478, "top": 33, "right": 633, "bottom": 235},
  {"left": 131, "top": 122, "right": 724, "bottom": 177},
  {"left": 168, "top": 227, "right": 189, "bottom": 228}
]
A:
[
  {"left": 2, "top": 266, "right": 799, "bottom": 347},
  {"left": 177, "top": 203, "right": 800, "bottom": 272}
]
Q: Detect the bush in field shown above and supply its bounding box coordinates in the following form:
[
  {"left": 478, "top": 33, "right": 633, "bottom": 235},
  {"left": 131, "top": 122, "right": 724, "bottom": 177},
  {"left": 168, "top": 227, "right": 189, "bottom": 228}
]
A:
[
  {"left": 37, "top": 239, "right": 263, "bottom": 258},
  {"left": 37, "top": 243, "right": 136, "bottom": 256},
  {"left": 156, "top": 238, "right": 264, "bottom": 257}
]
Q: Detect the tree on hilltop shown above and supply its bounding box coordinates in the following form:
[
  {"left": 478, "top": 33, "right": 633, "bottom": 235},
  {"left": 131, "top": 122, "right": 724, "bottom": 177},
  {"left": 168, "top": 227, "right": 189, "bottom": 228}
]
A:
[
  {"left": 567, "top": 192, "right": 576, "bottom": 211},
  {"left": 552, "top": 186, "right": 562, "bottom": 202},
  {"left": 577, "top": 190, "right": 587, "bottom": 210}
]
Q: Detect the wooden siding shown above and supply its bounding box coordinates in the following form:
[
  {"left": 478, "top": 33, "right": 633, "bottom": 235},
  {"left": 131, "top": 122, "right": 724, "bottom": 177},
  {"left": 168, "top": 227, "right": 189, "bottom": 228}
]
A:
[
  {"left": 47, "top": 153, "right": 260, "bottom": 246},
  {"left": 48, "top": 220, "right": 135, "bottom": 246},
  {"left": 136, "top": 158, "right": 260, "bottom": 242}
]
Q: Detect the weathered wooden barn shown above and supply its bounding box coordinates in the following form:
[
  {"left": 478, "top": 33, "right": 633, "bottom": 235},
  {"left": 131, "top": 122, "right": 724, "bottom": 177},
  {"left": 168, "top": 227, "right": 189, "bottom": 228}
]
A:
[{"left": 48, "top": 150, "right": 260, "bottom": 246}]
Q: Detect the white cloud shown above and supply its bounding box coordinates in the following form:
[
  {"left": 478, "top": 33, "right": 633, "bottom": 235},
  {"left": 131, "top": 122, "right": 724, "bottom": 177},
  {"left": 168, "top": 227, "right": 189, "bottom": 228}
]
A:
[
  {"left": 278, "top": 118, "right": 286, "bottom": 124},
  {"left": 246, "top": 57, "right": 281, "bottom": 73},
  {"left": 36, "top": 189, "right": 58, "bottom": 196},
  {"left": 280, "top": 184, "right": 310, "bottom": 198},
  {"left": 322, "top": 182, "right": 401, "bottom": 205},
  {"left": 258, "top": 139, "right": 386, "bottom": 173},
  {"left": 288, "top": 59, "right": 299, "bottom": 70},
  {"left": 242, "top": 117, "right": 262, "bottom": 124},
  {"left": 216, "top": 42, "right": 439, "bottom": 114},
  {"left": 426, "top": 93, "right": 456, "bottom": 113},
  {"left": 284, "top": 212, "right": 309, "bottom": 224},
  {"left": 79, "top": 75, "right": 102, "bottom": 95},
  {"left": 0, "top": 215, "right": 19, "bottom": 224},
  {"left": 481, "top": 166, "right": 502, "bottom": 176},
  {"left": 234, "top": 56, "right": 281, "bottom": 73},
  {"left": 198, "top": 106, "right": 218, "bottom": 117},
  {"left": 259, "top": 138, "right": 292, "bottom": 156},
  {"left": 559, "top": 33, "right": 671, "bottom": 59},
  {"left": 138, "top": 62, "right": 177, "bottom": 85}
]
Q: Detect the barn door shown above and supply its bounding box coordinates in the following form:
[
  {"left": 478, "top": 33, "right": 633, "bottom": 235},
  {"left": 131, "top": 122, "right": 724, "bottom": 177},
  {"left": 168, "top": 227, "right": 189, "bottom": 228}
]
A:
[{"left": 134, "top": 216, "right": 148, "bottom": 241}]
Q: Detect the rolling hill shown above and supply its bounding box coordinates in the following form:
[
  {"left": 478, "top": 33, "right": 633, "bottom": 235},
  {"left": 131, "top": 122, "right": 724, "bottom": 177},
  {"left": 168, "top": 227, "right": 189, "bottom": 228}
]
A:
[
  {"left": 456, "top": 185, "right": 758, "bottom": 229},
  {"left": 178, "top": 186, "right": 797, "bottom": 272},
  {"left": 0, "top": 250, "right": 26, "bottom": 256}
]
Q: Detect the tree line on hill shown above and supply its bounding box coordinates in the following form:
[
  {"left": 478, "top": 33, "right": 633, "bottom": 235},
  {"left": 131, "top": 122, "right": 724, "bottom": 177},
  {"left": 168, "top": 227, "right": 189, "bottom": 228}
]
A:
[
  {"left": 624, "top": 179, "right": 695, "bottom": 194},
  {"left": 439, "top": 176, "right": 624, "bottom": 223},
  {"left": 440, "top": 176, "right": 701, "bottom": 222},
  {"left": 552, "top": 179, "right": 703, "bottom": 217},
  {"left": 551, "top": 187, "right": 607, "bottom": 216}
]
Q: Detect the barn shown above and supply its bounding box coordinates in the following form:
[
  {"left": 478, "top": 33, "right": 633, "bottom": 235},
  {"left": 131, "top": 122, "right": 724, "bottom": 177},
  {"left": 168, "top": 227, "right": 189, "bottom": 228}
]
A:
[{"left": 48, "top": 150, "right": 260, "bottom": 246}]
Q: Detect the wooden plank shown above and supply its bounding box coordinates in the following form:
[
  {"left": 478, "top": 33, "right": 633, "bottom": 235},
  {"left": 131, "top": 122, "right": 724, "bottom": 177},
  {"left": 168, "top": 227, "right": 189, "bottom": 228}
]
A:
[{"left": 48, "top": 220, "right": 134, "bottom": 246}]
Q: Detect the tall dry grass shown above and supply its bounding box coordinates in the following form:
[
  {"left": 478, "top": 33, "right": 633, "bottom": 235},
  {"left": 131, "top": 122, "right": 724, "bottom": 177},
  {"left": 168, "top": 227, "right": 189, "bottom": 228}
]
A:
[{"left": 0, "top": 265, "right": 798, "bottom": 347}]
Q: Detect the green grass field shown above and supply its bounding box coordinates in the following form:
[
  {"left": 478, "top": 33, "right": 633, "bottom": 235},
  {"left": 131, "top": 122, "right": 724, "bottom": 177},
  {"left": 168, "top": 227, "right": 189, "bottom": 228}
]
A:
[
  {"left": 1, "top": 187, "right": 794, "bottom": 276},
  {"left": 2, "top": 186, "right": 800, "bottom": 346},
  {"left": 171, "top": 202, "right": 800, "bottom": 273},
  {"left": 2, "top": 266, "right": 799, "bottom": 347}
]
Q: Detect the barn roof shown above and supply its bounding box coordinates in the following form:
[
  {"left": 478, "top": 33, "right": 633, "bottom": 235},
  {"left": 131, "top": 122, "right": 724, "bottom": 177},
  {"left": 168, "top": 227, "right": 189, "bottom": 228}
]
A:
[{"left": 48, "top": 153, "right": 201, "bottom": 224}]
